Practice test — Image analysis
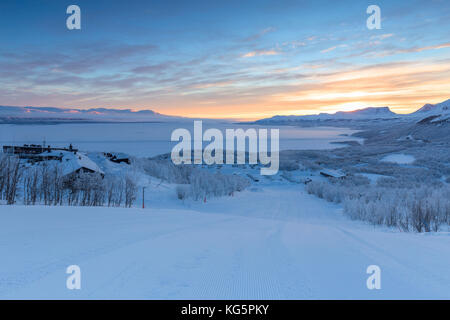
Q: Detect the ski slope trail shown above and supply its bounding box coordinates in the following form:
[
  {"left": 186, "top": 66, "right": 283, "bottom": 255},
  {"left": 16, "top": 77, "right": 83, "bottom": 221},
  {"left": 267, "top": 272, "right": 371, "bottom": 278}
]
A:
[{"left": 0, "top": 184, "right": 449, "bottom": 299}]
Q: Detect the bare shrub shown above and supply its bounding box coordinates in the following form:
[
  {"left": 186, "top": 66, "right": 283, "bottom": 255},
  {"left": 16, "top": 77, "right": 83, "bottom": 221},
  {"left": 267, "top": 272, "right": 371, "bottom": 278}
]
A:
[
  {"left": 307, "top": 175, "right": 450, "bottom": 232},
  {"left": 176, "top": 185, "right": 190, "bottom": 200}
]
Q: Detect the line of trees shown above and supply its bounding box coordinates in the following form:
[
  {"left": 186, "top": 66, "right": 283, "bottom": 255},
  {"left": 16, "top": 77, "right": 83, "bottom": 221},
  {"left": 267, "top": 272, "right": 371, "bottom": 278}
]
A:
[
  {"left": 138, "top": 157, "right": 250, "bottom": 200},
  {"left": 1, "top": 153, "right": 250, "bottom": 207},
  {"left": 178, "top": 170, "right": 250, "bottom": 200},
  {"left": 0, "top": 156, "right": 22, "bottom": 204},
  {"left": 0, "top": 154, "right": 138, "bottom": 207},
  {"left": 306, "top": 176, "right": 450, "bottom": 232}
]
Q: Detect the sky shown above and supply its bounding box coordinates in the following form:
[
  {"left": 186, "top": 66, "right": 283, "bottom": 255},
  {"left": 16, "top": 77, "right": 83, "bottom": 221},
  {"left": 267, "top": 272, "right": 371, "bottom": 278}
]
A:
[{"left": 0, "top": 0, "right": 449, "bottom": 120}]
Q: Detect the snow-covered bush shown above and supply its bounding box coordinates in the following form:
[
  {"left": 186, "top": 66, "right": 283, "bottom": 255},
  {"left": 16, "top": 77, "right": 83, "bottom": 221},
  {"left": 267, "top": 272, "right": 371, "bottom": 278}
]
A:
[
  {"left": 279, "top": 159, "right": 299, "bottom": 171},
  {"left": 307, "top": 176, "right": 450, "bottom": 232},
  {"left": 138, "top": 157, "right": 251, "bottom": 200},
  {"left": 188, "top": 171, "right": 250, "bottom": 200},
  {"left": 1, "top": 152, "right": 250, "bottom": 206},
  {"left": 0, "top": 154, "right": 139, "bottom": 208},
  {"left": 138, "top": 158, "right": 194, "bottom": 184},
  {"left": 124, "top": 173, "right": 138, "bottom": 208},
  {"left": 306, "top": 175, "right": 370, "bottom": 203},
  {"left": 0, "top": 155, "right": 22, "bottom": 204},
  {"left": 104, "top": 175, "right": 124, "bottom": 207},
  {"left": 176, "top": 185, "right": 190, "bottom": 200}
]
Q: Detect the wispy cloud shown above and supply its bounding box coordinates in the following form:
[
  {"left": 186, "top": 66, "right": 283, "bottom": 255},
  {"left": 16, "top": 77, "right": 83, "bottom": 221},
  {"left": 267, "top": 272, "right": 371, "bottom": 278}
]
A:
[
  {"left": 241, "top": 49, "right": 281, "bottom": 58},
  {"left": 409, "top": 42, "right": 450, "bottom": 52},
  {"left": 371, "top": 33, "right": 394, "bottom": 41},
  {"left": 242, "top": 27, "right": 276, "bottom": 42},
  {"left": 320, "top": 44, "right": 347, "bottom": 53},
  {"left": 269, "top": 60, "right": 450, "bottom": 116},
  {"left": 282, "top": 40, "right": 306, "bottom": 48},
  {"left": 1, "top": 1, "right": 450, "bottom": 119},
  {"left": 372, "top": 41, "right": 450, "bottom": 58}
]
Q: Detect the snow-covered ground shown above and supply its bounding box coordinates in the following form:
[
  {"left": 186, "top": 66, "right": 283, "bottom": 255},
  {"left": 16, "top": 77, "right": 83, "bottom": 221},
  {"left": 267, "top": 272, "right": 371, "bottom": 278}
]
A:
[
  {"left": 356, "top": 173, "right": 390, "bottom": 184},
  {"left": 381, "top": 154, "right": 416, "bottom": 165},
  {"left": 1, "top": 182, "right": 449, "bottom": 299},
  {"left": 1, "top": 120, "right": 448, "bottom": 300}
]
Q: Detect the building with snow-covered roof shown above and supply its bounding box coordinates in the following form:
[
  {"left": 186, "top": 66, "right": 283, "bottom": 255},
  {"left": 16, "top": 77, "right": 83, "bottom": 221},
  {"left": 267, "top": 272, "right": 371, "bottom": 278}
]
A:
[
  {"left": 320, "top": 169, "right": 346, "bottom": 179},
  {"left": 2, "top": 144, "right": 104, "bottom": 178},
  {"left": 60, "top": 151, "right": 104, "bottom": 178}
]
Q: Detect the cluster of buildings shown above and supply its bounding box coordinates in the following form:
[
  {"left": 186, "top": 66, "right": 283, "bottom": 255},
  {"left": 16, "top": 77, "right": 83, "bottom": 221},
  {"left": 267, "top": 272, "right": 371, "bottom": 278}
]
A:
[
  {"left": 3, "top": 144, "right": 77, "bottom": 162},
  {"left": 2, "top": 143, "right": 105, "bottom": 177}
]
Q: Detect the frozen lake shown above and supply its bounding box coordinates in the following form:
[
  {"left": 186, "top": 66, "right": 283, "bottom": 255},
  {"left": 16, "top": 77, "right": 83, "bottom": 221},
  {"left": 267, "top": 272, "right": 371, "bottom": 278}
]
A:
[{"left": 0, "top": 121, "right": 361, "bottom": 157}]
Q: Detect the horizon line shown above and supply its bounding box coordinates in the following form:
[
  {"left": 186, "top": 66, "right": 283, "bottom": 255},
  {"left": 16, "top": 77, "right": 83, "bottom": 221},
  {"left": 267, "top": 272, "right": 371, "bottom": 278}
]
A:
[{"left": 1, "top": 98, "right": 447, "bottom": 122}]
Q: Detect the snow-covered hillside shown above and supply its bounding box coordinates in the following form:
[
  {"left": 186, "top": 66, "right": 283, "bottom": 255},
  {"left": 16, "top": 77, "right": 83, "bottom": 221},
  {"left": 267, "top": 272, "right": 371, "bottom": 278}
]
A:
[
  {"left": 2, "top": 99, "right": 449, "bottom": 125},
  {"left": 0, "top": 183, "right": 449, "bottom": 299},
  {"left": 1, "top": 100, "right": 449, "bottom": 300},
  {"left": 257, "top": 107, "right": 399, "bottom": 123},
  {"left": 402, "top": 100, "right": 450, "bottom": 142},
  {"left": 255, "top": 99, "right": 450, "bottom": 124},
  {"left": 413, "top": 99, "right": 450, "bottom": 116}
]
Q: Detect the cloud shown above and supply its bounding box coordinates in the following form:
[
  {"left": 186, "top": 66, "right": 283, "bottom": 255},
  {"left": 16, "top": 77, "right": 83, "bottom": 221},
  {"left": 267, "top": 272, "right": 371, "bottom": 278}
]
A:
[
  {"left": 269, "top": 60, "right": 450, "bottom": 115},
  {"left": 0, "top": 43, "right": 159, "bottom": 78},
  {"left": 372, "top": 42, "right": 450, "bottom": 58},
  {"left": 260, "top": 27, "right": 276, "bottom": 36},
  {"left": 241, "top": 50, "right": 280, "bottom": 58},
  {"left": 410, "top": 42, "right": 450, "bottom": 52},
  {"left": 371, "top": 33, "right": 394, "bottom": 41},
  {"left": 242, "top": 27, "right": 276, "bottom": 42},
  {"left": 282, "top": 40, "right": 306, "bottom": 48},
  {"left": 190, "top": 81, "right": 233, "bottom": 90},
  {"left": 2, "top": 32, "right": 450, "bottom": 120},
  {"left": 132, "top": 62, "right": 174, "bottom": 74},
  {"left": 320, "top": 44, "right": 347, "bottom": 53}
]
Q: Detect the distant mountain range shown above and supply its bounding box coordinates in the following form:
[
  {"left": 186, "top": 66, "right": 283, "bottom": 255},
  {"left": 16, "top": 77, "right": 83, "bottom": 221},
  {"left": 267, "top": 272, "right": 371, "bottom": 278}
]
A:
[
  {"left": 255, "top": 99, "right": 450, "bottom": 124},
  {"left": 1, "top": 99, "right": 450, "bottom": 124},
  {"left": 0, "top": 106, "right": 181, "bottom": 123}
]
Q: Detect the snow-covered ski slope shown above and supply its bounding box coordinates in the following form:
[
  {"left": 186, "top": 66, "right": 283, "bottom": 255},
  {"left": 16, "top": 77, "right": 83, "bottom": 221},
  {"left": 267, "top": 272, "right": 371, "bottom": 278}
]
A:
[{"left": 0, "top": 184, "right": 449, "bottom": 299}]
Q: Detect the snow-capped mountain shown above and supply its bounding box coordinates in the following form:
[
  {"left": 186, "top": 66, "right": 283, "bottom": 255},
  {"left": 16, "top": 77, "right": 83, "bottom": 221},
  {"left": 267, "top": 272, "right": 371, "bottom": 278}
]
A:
[
  {"left": 414, "top": 103, "right": 436, "bottom": 114},
  {"left": 412, "top": 99, "right": 450, "bottom": 123},
  {"left": 0, "top": 106, "right": 180, "bottom": 122},
  {"left": 319, "top": 106, "right": 398, "bottom": 120},
  {"left": 413, "top": 99, "right": 450, "bottom": 115},
  {"left": 256, "top": 106, "right": 399, "bottom": 124},
  {"left": 255, "top": 99, "right": 450, "bottom": 124}
]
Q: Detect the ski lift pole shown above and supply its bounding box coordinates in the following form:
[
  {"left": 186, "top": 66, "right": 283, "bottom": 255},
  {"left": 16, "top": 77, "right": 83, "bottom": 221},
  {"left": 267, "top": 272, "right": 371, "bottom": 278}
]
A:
[{"left": 142, "top": 187, "right": 146, "bottom": 209}]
